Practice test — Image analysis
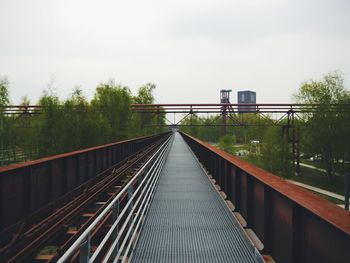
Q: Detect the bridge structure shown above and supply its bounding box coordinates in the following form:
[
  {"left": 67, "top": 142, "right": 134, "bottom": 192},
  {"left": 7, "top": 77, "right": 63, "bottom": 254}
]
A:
[
  {"left": 0, "top": 129, "right": 349, "bottom": 263},
  {"left": 131, "top": 102, "right": 350, "bottom": 177}
]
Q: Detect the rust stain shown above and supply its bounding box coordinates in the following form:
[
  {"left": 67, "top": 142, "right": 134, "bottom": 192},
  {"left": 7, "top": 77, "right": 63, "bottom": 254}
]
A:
[
  {"left": 0, "top": 134, "right": 159, "bottom": 174},
  {"left": 182, "top": 132, "right": 350, "bottom": 235}
]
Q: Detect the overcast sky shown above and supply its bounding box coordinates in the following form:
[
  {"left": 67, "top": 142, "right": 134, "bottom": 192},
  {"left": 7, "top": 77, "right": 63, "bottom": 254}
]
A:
[{"left": 1, "top": 0, "right": 349, "bottom": 104}]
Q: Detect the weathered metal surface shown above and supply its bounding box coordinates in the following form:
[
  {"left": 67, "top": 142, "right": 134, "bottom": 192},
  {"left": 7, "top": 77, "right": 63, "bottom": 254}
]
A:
[
  {"left": 0, "top": 136, "right": 169, "bottom": 262},
  {"left": 131, "top": 133, "right": 263, "bottom": 263},
  {"left": 0, "top": 133, "right": 168, "bottom": 233},
  {"left": 180, "top": 132, "right": 350, "bottom": 263}
]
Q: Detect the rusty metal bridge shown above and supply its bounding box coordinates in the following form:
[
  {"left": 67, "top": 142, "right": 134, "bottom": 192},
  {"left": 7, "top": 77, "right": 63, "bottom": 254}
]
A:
[{"left": 0, "top": 131, "right": 349, "bottom": 263}]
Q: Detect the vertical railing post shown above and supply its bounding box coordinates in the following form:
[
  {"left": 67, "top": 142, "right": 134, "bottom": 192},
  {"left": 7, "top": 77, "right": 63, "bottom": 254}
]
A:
[
  {"left": 125, "top": 183, "right": 135, "bottom": 260},
  {"left": 345, "top": 172, "right": 349, "bottom": 211},
  {"left": 127, "top": 184, "right": 134, "bottom": 229},
  {"left": 111, "top": 201, "right": 120, "bottom": 261},
  {"left": 80, "top": 234, "right": 91, "bottom": 263},
  {"left": 127, "top": 184, "right": 134, "bottom": 211}
]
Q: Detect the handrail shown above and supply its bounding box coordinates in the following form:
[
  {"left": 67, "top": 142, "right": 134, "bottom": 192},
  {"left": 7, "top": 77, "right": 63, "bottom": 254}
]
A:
[
  {"left": 57, "top": 134, "right": 173, "bottom": 263},
  {"left": 105, "top": 140, "right": 170, "bottom": 263},
  {"left": 92, "top": 136, "right": 171, "bottom": 262}
]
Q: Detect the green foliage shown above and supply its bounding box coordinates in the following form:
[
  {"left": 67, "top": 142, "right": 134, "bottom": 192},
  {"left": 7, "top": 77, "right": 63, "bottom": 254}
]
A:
[
  {"left": 181, "top": 112, "right": 293, "bottom": 177},
  {"left": 0, "top": 77, "right": 10, "bottom": 107},
  {"left": 91, "top": 81, "right": 132, "bottom": 140},
  {"left": 133, "top": 83, "right": 155, "bottom": 104},
  {"left": 294, "top": 71, "right": 350, "bottom": 181},
  {"left": 0, "top": 79, "right": 165, "bottom": 165},
  {"left": 258, "top": 126, "right": 292, "bottom": 178},
  {"left": 130, "top": 83, "right": 165, "bottom": 136},
  {"left": 218, "top": 134, "right": 236, "bottom": 153}
]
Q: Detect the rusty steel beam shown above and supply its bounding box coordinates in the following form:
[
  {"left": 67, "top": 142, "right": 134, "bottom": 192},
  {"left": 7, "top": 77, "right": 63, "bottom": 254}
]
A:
[
  {"left": 180, "top": 131, "right": 350, "bottom": 263},
  {"left": 131, "top": 103, "right": 345, "bottom": 106},
  {"left": 131, "top": 103, "right": 350, "bottom": 109}
]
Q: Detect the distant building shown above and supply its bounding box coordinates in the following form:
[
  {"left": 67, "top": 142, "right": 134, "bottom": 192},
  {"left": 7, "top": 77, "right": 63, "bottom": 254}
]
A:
[
  {"left": 220, "top": 89, "right": 232, "bottom": 104},
  {"left": 237, "top": 90, "right": 256, "bottom": 112}
]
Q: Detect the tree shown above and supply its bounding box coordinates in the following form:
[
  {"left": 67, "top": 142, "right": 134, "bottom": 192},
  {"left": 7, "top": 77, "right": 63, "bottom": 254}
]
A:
[
  {"left": 294, "top": 72, "right": 350, "bottom": 181},
  {"left": 131, "top": 83, "right": 166, "bottom": 135},
  {"left": 0, "top": 78, "right": 164, "bottom": 166},
  {"left": 0, "top": 77, "right": 10, "bottom": 165},
  {"left": 218, "top": 134, "right": 236, "bottom": 153},
  {"left": 0, "top": 77, "right": 9, "bottom": 107},
  {"left": 36, "top": 89, "right": 64, "bottom": 156},
  {"left": 91, "top": 80, "right": 132, "bottom": 140},
  {"left": 133, "top": 83, "right": 156, "bottom": 104},
  {"left": 258, "top": 126, "right": 292, "bottom": 178}
]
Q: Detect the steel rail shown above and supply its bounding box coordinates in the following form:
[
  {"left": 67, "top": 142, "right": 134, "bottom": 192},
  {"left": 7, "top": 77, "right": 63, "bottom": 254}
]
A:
[
  {"left": 104, "top": 136, "right": 171, "bottom": 263},
  {"left": 57, "top": 134, "right": 173, "bottom": 263},
  {"left": 0, "top": 137, "right": 166, "bottom": 262},
  {"left": 48, "top": 136, "right": 169, "bottom": 261},
  {"left": 94, "top": 145, "right": 168, "bottom": 262}
]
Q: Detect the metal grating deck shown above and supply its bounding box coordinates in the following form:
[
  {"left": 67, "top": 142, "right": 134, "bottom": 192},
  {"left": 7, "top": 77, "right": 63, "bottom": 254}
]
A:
[{"left": 131, "top": 133, "right": 263, "bottom": 263}]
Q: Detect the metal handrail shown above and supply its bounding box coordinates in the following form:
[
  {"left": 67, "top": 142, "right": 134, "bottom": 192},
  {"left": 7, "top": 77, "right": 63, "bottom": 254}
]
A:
[
  {"left": 57, "top": 134, "right": 173, "bottom": 263},
  {"left": 95, "top": 137, "right": 171, "bottom": 262},
  {"left": 106, "top": 140, "right": 170, "bottom": 263}
]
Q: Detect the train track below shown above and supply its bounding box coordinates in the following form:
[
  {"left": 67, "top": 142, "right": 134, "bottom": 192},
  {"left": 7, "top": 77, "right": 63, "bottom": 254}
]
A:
[{"left": 0, "top": 133, "right": 172, "bottom": 262}]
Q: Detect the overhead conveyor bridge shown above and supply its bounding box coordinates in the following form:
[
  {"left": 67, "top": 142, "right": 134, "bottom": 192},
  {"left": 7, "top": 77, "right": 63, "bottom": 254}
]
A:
[{"left": 0, "top": 131, "right": 349, "bottom": 262}]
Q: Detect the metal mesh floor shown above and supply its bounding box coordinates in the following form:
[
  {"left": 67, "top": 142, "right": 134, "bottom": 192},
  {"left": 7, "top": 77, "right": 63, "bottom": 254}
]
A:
[{"left": 131, "top": 133, "right": 263, "bottom": 263}]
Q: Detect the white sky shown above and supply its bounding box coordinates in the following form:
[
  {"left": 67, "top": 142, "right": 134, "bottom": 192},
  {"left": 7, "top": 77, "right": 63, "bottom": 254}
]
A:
[{"left": 1, "top": 0, "right": 349, "bottom": 104}]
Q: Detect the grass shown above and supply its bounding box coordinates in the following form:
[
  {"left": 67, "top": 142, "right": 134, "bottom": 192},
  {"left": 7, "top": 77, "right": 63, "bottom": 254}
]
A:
[
  {"left": 213, "top": 142, "right": 347, "bottom": 204},
  {"left": 293, "top": 166, "right": 345, "bottom": 196},
  {"left": 301, "top": 158, "right": 350, "bottom": 175}
]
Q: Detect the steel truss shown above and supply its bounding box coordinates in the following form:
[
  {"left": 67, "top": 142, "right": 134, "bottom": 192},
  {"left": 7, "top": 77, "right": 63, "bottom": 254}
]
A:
[{"left": 131, "top": 103, "right": 350, "bottom": 176}]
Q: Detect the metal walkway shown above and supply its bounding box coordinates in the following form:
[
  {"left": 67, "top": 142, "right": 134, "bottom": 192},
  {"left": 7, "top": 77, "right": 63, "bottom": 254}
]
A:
[{"left": 131, "top": 133, "right": 263, "bottom": 263}]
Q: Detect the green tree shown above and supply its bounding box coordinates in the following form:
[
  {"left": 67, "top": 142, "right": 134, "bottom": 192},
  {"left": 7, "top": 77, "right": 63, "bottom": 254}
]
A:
[
  {"left": 131, "top": 83, "right": 166, "bottom": 135},
  {"left": 0, "top": 77, "right": 167, "bottom": 166},
  {"left": 294, "top": 72, "right": 350, "bottom": 181},
  {"left": 63, "top": 87, "right": 111, "bottom": 150},
  {"left": 218, "top": 134, "right": 236, "bottom": 153},
  {"left": 0, "top": 77, "right": 9, "bottom": 107},
  {"left": 133, "top": 83, "right": 156, "bottom": 104},
  {"left": 0, "top": 77, "right": 10, "bottom": 165},
  {"left": 91, "top": 80, "right": 132, "bottom": 140},
  {"left": 258, "top": 126, "right": 292, "bottom": 178},
  {"left": 36, "top": 89, "right": 64, "bottom": 156}
]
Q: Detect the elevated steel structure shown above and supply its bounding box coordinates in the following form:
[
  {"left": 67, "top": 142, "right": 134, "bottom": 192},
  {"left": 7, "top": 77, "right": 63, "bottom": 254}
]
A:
[
  {"left": 0, "top": 105, "right": 44, "bottom": 115},
  {"left": 131, "top": 103, "right": 350, "bottom": 176},
  {"left": 0, "top": 131, "right": 348, "bottom": 262}
]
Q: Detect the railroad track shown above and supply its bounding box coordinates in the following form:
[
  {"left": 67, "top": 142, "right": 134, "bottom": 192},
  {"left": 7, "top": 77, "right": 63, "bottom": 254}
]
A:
[{"left": 0, "top": 134, "right": 170, "bottom": 262}]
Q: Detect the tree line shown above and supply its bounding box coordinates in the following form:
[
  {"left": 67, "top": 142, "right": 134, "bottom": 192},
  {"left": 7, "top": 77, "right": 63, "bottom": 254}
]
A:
[
  {"left": 181, "top": 72, "right": 350, "bottom": 181},
  {"left": 1, "top": 72, "right": 349, "bottom": 181},
  {"left": 0, "top": 79, "right": 165, "bottom": 165}
]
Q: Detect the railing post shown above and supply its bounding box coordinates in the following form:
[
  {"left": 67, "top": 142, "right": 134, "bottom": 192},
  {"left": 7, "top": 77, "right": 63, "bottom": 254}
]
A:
[
  {"left": 345, "top": 172, "right": 349, "bottom": 211},
  {"left": 111, "top": 201, "right": 120, "bottom": 262},
  {"left": 80, "top": 234, "right": 91, "bottom": 263},
  {"left": 112, "top": 200, "right": 120, "bottom": 222},
  {"left": 128, "top": 185, "right": 134, "bottom": 211},
  {"left": 127, "top": 184, "right": 134, "bottom": 233}
]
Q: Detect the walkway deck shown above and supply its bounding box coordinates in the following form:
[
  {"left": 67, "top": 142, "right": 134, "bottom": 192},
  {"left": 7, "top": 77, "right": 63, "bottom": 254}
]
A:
[{"left": 131, "top": 133, "right": 263, "bottom": 263}]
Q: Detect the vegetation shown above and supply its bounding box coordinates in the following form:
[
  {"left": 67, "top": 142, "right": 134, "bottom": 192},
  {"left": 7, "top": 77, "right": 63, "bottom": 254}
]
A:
[
  {"left": 182, "top": 72, "right": 350, "bottom": 183},
  {"left": 0, "top": 79, "right": 165, "bottom": 165},
  {"left": 218, "top": 134, "right": 236, "bottom": 153},
  {"left": 1, "top": 71, "right": 349, "bottom": 191},
  {"left": 294, "top": 72, "right": 350, "bottom": 181}
]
